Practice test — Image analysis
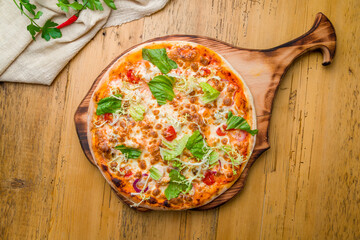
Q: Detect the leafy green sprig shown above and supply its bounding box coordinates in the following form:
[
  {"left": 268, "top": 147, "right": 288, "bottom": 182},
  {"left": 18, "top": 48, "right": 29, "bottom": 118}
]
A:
[
  {"left": 14, "top": 0, "right": 116, "bottom": 41},
  {"left": 13, "top": 0, "right": 62, "bottom": 41},
  {"left": 56, "top": 0, "right": 116, "bottom": 13}
]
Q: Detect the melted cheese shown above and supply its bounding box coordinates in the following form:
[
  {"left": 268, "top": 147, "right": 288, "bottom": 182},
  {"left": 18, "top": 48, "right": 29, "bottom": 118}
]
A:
[{"left": 91, "top": 42, "right": 255, "bottom": 209}]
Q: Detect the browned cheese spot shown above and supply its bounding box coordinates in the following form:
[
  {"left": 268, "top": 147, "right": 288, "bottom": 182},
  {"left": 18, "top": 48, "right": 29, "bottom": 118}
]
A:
[
  {"left": 152, "top": 188, "right": 160, "bottom": 196},
  {"left": 139, "top": 160, "right": 147, "bottom": 170},
  {"left": 101, "top": 164, "right": 108, "bottom": 171},
  {"left": 98, "top": 141, "right": 110, "bottom": 153},
  {"left": 191, "top": 62, "right": 199, "bottom": 71},
  {"left": 134, "top": 171, "right": 142, "bottom": 179},
  {"left": 149, "top": 130, "right": 158, "bottom": 138},
  {"left": 223, "top": 97, "right": 233, "bottom": 106},
  {"left": 200, "top": 56, "right": 210, "bottom": 66}
]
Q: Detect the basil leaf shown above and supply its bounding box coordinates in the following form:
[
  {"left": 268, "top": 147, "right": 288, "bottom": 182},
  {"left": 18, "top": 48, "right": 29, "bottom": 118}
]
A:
[
  {"left": 149, "top": 167, "right": 162, "bottom": 180},
  {"left": 199, "top": 82, "right": 220, "bottom": 103},
  {"left": 164, "top": 169, "right": 192, "bottom": 200},
  {"left": 186, "top": 130, "right": 209, "bottom": 159},
  {"left": 226, "top": 111, "right": 258, "bottom": 136},
  {"left": 129, "top": 104, "right": 145, "bottom": 121},
  {"left": 114, "top": 145, "right": 141, "bottom": 159},
  {"left": 96, "top": 94, "right": 122, "bottom": 115},
  {"left": 142, "top": 48, "right": 178, "bottom": 74},
  {"left": 165, "top": 182, "right": 183, "bottom": 200},
  {"left": 148, "top": 75, "right": 176, "bottom": 105},
  {"left": 160, "top": 135, "right": 190, "bottom": 161}
]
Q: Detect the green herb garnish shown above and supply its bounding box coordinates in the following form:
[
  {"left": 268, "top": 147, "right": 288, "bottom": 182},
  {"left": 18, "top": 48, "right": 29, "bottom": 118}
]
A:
[
  {"left": 220, "top": 145, "right": 245, "bottom": 175},
  {"left": 160, "top": 135, "right": 190, "bottom": 161},
  {"left": 56, "top": 0, "right": 83, "bottom": 12},
  {"left": 226, "top": 111, "right": 258, "bottom": 136},
  {"left": 128, "top": 104, "right": 145, "bottom": 121},
  {"left": 164, "top": 169, "right": 192, "bottom": 200},
  {"left": 57, "top": 0, "right": 117, "bottom": 11},
  {"left": 142, "top": 48, "right": 178, "bottom": 74},
  {"left": 114, "top": 145, "right": 141, "bottom": 159},
  {"left": 41, "top": 20, "right": 62, "bottom": 41},
  {"left": 13, "top": 0, "right": 116, "bottom": 41},
  {"left": 85, "top": 0, "right": 116, "bottom": 11},
  {"left": 199, "top": 82, "right": 220, "bottom": 103},
  {"left": 149, "top": 167, "right": 162, "bottom": 181},
  {"left": 186, "top": 130, "right": 209, "bottom": 159},
  {"left": 96, "top": 94, "right": 122, "bottom": 115},
  {"left": 13, "top": 0, "right": 61, "bottom": 41},
  {"left": 148, "top": 75, "right": 176, "bottom": 105},
  {"left": 208, "top": 151, "right": 219, "bottom": 166}
]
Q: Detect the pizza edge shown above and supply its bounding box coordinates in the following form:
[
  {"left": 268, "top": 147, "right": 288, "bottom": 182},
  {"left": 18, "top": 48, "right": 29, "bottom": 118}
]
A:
[{"left": 87, "top": 41, "right": 257, "bottom": 210}]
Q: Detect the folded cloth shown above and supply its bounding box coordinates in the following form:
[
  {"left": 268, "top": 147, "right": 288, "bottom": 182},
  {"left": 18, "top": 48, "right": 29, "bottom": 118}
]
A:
[{"left": 0, "top": 0, "right": 168, "bottom": 85}]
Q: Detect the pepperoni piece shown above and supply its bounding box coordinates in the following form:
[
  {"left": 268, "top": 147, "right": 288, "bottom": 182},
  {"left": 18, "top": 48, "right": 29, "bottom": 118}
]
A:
[
  {"left": 203, "top": 171, "right": 215, "bottom": 186},
  {"left": 163, "top": 126, "right": 177, "bottom": 141},
  {"left": 233, "top": 130, "right": 247, "bottom": 142}
]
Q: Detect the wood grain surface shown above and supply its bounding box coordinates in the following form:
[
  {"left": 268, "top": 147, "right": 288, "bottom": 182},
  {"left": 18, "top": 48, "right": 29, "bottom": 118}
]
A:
[{"left": 1, "top": 0, "right": 359, "bottom": 239}]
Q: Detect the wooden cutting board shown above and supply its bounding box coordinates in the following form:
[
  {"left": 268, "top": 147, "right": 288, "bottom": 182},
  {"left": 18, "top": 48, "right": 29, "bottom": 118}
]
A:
[{"left": 74, "top": 12, "right": 336, "bottom": 211}]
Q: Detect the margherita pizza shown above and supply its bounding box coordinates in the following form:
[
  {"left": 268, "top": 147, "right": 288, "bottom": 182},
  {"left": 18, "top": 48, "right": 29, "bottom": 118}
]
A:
[{"left": 88, "top": 41, "right": 257, "bottom": 210}]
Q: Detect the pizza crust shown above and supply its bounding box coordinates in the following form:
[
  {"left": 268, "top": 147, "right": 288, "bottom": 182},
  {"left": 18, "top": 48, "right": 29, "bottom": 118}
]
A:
[{"left": 87, "top": 41, "right": 257, "bottom": 210}]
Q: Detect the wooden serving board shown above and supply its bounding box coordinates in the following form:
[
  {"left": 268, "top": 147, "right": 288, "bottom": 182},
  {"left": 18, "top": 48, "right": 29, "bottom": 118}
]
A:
[{"left": 74, "top": 13, "right": 336, "bottom": 211}]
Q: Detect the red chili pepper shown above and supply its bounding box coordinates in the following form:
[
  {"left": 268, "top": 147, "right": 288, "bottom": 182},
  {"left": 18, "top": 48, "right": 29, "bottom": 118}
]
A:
[
  {"left": 164, "top": 126, "right": 177, "bottom": 141},
  {"left": 103, "top": 113, "right": 112, "bottom": 121},
  {"left": 203, "top": 171, "right": 216, "bottom": 186},
  {"left": 56, "top": 14, "right": 79, "bottom": 29}
]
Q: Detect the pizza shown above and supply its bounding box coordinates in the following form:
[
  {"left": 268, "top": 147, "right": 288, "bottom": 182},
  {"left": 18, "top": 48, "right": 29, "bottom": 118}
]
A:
[{"left": 87, "top": 41, "right": 257, "bottom": 210}]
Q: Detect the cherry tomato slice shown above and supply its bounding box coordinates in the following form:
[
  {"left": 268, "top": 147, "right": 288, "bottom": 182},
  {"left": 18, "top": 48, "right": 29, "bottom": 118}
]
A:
[
  {"left": 203, "top": 171, "right": 216, "bottom": 186},
  {"left": 164, "top": 126, "right": 177, "bottom": 141},
  {"left": 216, "top": 126, "right": 226, "bottom": 136},
  {"left": 201, "top": 67, "right": 211, "bottom": 77},
  {"left": 126, "top": 69, "right": 140, "bottom": 83},
  {"left": 104, "top": 113, "right": 112, "bottom": 121},
  {"left": 124, "top": 170, "right": 133, "bottom": 177}
]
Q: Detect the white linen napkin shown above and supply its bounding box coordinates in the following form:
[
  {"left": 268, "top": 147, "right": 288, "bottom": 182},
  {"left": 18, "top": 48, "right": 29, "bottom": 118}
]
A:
[{"left": 0, "top": 0, "right": 168, "bottom": 85}]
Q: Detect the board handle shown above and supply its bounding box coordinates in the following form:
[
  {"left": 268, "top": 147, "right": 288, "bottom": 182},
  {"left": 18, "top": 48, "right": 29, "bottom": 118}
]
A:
[{"left": 263, "top": 12, "right": 336, "bottom": 68}]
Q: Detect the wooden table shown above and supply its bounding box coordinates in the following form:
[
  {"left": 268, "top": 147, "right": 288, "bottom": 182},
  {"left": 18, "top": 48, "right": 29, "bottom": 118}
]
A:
[{"left": 1, "top": 0, "right": 359, "bottom": 239}]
